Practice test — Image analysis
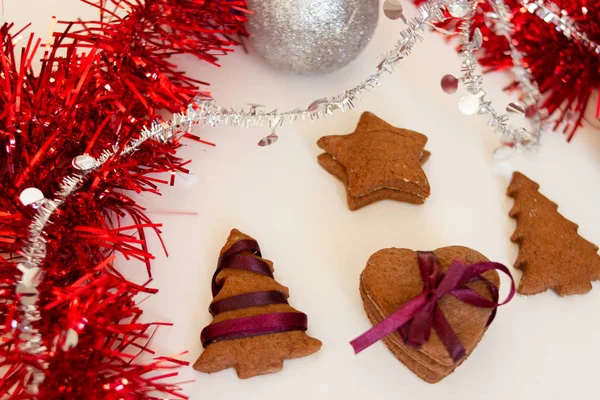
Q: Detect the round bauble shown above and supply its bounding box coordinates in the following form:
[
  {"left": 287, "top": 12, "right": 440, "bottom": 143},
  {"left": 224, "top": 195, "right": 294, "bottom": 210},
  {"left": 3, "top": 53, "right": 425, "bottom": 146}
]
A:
[{"left": 246, "top": 0, "right": 379, "bottom": 75}]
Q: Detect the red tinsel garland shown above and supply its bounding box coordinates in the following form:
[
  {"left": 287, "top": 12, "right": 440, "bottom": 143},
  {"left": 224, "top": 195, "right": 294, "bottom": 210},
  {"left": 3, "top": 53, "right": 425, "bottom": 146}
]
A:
[
  {"left": 0, "top": 1, "right": 248, "bottom": 398},
  {"left": 414, "top": 0, "right": 600, "bottom": 139}
]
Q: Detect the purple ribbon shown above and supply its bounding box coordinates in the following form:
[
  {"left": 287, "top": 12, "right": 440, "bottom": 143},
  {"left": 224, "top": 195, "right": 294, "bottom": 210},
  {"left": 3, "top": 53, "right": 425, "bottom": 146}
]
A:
[
  {"left": 350, "top": 251, "right": 515, "bottom": 362},
  {"left": 201, "top": 238, "right": 308, "bottom": 348},
  {"left": 211, "top": 239, "right": 271, "bottom": 297},
  {"left": 201, "top": 312, "right": 308, "bottom": 347},
  {"left": 209, "top": 291, "right": 288, "bottom": 316}
]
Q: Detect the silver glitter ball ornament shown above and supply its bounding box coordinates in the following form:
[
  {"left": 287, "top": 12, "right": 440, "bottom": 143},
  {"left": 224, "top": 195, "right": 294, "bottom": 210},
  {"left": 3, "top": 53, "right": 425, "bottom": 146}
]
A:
[{"left": 246, "top": 0, "right": 379, "bottom": 75}]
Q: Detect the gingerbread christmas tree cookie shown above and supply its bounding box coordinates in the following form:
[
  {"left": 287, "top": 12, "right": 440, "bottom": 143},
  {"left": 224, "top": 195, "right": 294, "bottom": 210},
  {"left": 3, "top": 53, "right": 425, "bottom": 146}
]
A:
[
  {"left": 194, "top": 229, "right": 321, "bottom": 378},
  {"left": 507, "top": 172, "right": 600, "bottom": 296},
  {"left": 317, "top": 112, "right": 431, "bottom": 210}
]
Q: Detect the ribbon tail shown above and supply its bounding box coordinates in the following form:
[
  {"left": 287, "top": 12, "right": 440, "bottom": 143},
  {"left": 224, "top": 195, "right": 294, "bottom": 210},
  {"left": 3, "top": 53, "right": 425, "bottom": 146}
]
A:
[
  {"left": 405, "top": 302, "right": 435, "bottom": 348},
  {"left": 350, "top": 293, "right": 427, "bottom": 354},
  {"left": 432, "top": 306, "right": 466, "bottom": 363}
]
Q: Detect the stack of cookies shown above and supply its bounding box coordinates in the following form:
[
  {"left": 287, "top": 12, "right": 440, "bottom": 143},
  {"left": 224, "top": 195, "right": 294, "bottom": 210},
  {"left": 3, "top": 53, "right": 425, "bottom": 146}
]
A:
[
  {"left": 317, "top": 112, "right": 431, "bottom": 210},
  {"left": 359, "top": 246, "right": 500, "bottom": 383}
]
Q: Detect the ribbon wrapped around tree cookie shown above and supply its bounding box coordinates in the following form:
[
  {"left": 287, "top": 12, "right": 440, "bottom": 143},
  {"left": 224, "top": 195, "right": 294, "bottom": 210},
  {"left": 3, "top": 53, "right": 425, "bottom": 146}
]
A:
[
  {"left": 195, "top": 229, "right": 321, "bottom": 379},
  {"left": 201, "top": 239, "right": 308, "bottom": 347},
  {"left": 351, "top": 251, "right": 515, "bottom": 362}
]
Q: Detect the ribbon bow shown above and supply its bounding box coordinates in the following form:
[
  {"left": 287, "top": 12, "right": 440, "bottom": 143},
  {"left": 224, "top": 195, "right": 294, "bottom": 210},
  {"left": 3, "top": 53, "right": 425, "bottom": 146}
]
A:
[{"left": 351, "top": 251, "right": 515, "bottom": 362}]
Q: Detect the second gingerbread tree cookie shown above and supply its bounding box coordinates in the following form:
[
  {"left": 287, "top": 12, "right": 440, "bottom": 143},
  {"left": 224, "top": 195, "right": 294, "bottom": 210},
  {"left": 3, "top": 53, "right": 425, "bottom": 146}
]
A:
[
  {"left": 317, "top": 112, "right": 431, "bottom": 210},
  {"left": 194, "top": 229, "right": 321, "bottom": 378},
  {"left": 507, "top": 172, "right": 600, "bottom": 296}
]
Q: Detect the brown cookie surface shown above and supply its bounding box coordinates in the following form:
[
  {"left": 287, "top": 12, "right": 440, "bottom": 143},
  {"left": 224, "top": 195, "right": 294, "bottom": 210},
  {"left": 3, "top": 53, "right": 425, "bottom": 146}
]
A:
[
  {"left": 360, "top": 278, "right": 490, "bottom": 381},
  {"left": 317, "top": 112, "right": 431, "bottom": 200},
  {"left": 361, "top": 293, "right": 468, "bottom": 383},
  {"left": 317, "top": 153, "right": 425, "bottom": 210},
  {"left": 507, "top": 171, "right": 600, "bottom": 296},
  {"left": 194, "top": 229, "right": 322, "bottom": 378},
  {"left": 359, "top": 246, "right": 500, "bottom": 382}
]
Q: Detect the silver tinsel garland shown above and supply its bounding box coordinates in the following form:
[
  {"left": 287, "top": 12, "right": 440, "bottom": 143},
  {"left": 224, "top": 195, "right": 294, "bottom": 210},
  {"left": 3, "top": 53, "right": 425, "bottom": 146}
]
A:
[
  {"left": 169, "top": 0, "right": 538, "bottom": 147},
  {"left": 520, "top": 0, "right": 600, "bottom": 56},
  {"left": 20, "top": 0, "right": 597, "bottom": 392}
]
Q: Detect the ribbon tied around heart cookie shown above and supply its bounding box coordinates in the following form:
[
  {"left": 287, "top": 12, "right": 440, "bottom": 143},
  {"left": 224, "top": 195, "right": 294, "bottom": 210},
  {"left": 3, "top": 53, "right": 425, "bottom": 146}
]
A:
[
  {"left": 201, "top": 239, "right": 308, "bottom": 348},
  {"left": 351, "top": 251, "right": 515, "bottom": 362}
]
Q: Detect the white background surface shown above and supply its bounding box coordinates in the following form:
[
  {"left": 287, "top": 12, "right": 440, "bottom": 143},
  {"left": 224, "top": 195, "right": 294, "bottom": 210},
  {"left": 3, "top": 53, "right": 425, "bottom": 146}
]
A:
[{"left": 4, "top": 1, "right": 600, "bottom": 399}]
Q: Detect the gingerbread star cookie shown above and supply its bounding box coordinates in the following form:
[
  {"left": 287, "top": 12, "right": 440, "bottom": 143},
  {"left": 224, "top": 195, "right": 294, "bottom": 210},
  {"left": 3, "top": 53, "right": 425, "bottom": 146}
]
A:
[{"left": 317, "top": 112, "right": 431, "bottom": 210}]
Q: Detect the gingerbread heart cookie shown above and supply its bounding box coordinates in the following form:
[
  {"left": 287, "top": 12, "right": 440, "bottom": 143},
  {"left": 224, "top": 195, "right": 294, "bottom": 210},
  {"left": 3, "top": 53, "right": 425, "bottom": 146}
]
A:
[{"left": 351, "top": 247, "right": 514, "bottom": 383}]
